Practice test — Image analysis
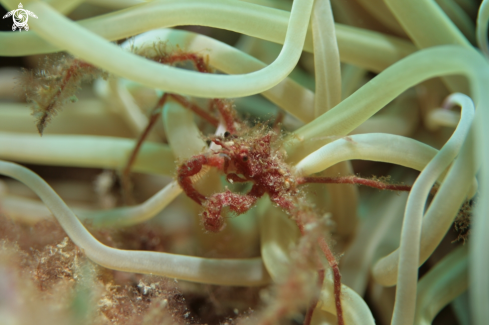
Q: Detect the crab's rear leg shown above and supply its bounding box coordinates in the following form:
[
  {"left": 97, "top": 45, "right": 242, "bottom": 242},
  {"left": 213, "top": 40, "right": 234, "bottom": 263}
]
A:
[
  {"left": 121, "top": 93, "right": 170, "bottom": 203},
  {"left": 271, "top": 195, "right": 345, "bottom": 325},
  {"left": 120, "top": 51, "right": 221, "bottom": 203},
  {"left": 210, "top": 99, "right": 238, "bottom": 134},
  {"left": 297, "top": 175, "right": 414, "bottom": 192}
]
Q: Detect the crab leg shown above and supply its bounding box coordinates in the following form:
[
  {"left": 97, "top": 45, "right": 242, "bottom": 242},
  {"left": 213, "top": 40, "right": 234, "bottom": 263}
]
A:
[
  {"left": 177, "top": 154, "right": 225, "bottom": 205},
  {"left": 202, "top": 184, "right": 265, "bottom": 232},
  {"left": 121, "top": 93, "right": 169, "bottom": 203},
  {"left": 297, "top": 175, "right": 413, "bottom": 192},
  {"left": 120, "top": 52, "right": 221, "bottom": 203},
  {"left": 272, "top": 195, "right": 345, "bottom": 325}
]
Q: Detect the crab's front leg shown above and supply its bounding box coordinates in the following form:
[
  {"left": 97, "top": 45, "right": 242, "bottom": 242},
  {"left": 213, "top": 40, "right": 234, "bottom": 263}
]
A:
[
  {"left": 202, "top": 184, "right": 265, "bottom": 232},
  {"left": 177, "top": 154, "right": 224, "bottom": 205}
]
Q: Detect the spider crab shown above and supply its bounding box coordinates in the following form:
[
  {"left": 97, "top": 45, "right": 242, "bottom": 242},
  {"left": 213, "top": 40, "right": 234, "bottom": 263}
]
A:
[
  {"left": 177, "top": 125, "right": 345, "bottom": 325},
  {"left": 178, "top": 128, "right": 296, "bottom": 231}
]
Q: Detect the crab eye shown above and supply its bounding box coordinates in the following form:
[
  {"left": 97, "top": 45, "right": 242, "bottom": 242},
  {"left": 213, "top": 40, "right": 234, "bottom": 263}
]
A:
[
  {"left": 224, "top": 131, "right": 231, "bottom": 138},
  {"left": 242, "top": 156, "right": 248, "bottom": 162}
]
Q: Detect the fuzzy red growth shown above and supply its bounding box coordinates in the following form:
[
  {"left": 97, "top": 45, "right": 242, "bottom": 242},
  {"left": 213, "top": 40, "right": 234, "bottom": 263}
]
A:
[{"left": 25, "top": 57, "right": 105, "bottom": 135}]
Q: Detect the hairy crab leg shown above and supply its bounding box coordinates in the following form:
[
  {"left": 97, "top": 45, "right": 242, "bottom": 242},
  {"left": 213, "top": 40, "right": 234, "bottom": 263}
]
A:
[
  {"left": 170, "top": 94, "right": 219, "bottom": 127},
  {"left": 121, "top": 92, "right": 169, "bottom": 203},
  {"left": 273, "top": 194, "right": 345, "bottom": 325},
  {"left": 120, "top": 92, "right": 219, "bottom": 203},
  {"left": 297, "top": 175, "right": 415, "bottom": 192},
  {"left": 120, "top": 52, "right": 232, "bottom": 203},
  {"left": 316, "top": 236, "right": 344, "bottom": 325},
  {"left": 177, "top": 154, "right": 225, "bottom": 205},
  {"left": 202, "top": 188, "right": 264, "bottom": 232},
  {"left": 303, "top": 269, "right": 326, "bottom": 325},
  {"left": 26, "top": 58, "right": 103, "bottom": 135},
  {"left": 210, "top": 98, "right": 239, "bottom": 134}
]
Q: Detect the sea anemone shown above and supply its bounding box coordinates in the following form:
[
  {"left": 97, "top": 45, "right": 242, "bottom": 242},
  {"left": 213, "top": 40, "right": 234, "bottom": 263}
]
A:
[{"left": 0, "top": 0, "right": 487, "bottom": 324}]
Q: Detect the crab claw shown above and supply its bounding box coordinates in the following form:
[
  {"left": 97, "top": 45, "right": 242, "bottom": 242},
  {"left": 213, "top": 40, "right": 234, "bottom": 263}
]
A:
[
  {"left": 201, "top": 210, "right": 225, "bottom": 232},
  {"left": 201, "top": 190, "right": 258, "bottom": 232}
]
